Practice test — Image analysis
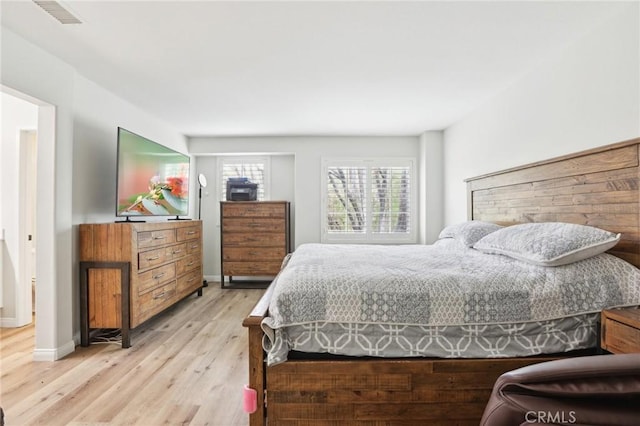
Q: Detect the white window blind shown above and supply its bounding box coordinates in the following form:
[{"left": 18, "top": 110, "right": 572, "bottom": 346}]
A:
[
  {"left": 219, "top": 157, "right": 270, "bottom": 201},
  {"left": 327, "top": 166, "right": 367, "bottom": 234},
  {"left": 323, "top": 158, "right": 415, "bottom": 243},
  {"left": 370, "top": 166, "right": 411, "bottom": 234}
]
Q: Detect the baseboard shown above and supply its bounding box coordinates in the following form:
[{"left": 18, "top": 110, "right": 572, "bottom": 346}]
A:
[
  {"left": 1, "top": 315, "right": 34, "bottom": 328},
  {"left": 33, "top": 339, "right": 75, "bottom": 361},
  {"left": 0, "top": 317, "right": 18, "bottom": 328}
]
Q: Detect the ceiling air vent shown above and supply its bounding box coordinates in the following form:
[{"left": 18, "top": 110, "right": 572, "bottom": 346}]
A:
[{"left": 33, "top": 1, "right": 82, "bottom": 24}]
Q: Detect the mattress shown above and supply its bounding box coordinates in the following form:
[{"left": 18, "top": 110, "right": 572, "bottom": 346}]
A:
[{"left": 262, "top": 239, "right": 640, "bottom": 366}]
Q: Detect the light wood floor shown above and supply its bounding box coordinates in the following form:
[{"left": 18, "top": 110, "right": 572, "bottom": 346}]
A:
[{"left": 0, "top": 284, "right": 265, "bottom": 426}]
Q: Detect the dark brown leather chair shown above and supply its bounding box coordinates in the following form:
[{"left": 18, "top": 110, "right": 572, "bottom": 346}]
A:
[{"left": 480, "top": 353, "right": 640, "bottom": 426}]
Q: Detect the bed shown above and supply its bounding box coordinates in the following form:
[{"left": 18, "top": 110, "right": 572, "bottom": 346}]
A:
[{"left": 243, "top": 138, "right": 640, "bottom": 426}]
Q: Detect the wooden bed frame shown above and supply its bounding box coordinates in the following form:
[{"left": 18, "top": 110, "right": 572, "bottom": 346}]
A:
[{"left": 243, "top": 138, "right": 640, "bottom": 426}]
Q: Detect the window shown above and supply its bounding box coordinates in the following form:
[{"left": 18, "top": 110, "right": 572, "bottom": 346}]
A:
[
  {"left": 322, "top": 158, "right": 416, "bottom": 243},
  {"left": 218, "top": 156, "right": 270, "bottom": 201}
]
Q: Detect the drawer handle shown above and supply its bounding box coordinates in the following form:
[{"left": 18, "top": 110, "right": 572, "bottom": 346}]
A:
[
  {"left": 186, "top": 231, "right": 196, "bottom": 235},
  {"left": 187, "top": 261, "right": 194, "bottom": 266},
  {"left": 190, "top": 244, "right": 199, "bottom": 249},
  {"left": 172, "top": 249, "right": 182, "bottom": 255},
  {"left": 153, "top": 272, "right": 166, "bottom": 280},
  {"left": 188, "top": 277, "right": 196, "bottom": 282},
  {"left": 146, "top": 255, "right": 160, "bottom": 261},
  {"left": 152, "top": 235, "right": 166, "bottom": 240},
  {"left": 153, "top": 292, "right": 166, "bottom": 299}
]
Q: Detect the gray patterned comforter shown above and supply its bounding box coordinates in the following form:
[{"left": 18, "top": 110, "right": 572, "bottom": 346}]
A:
[{"left": 261, "top": 240, "right": 640, "bottom": 365}]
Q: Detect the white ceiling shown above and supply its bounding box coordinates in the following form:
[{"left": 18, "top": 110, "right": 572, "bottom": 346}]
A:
[{"left": 0, "top": 1, "right": 629, "bottom": 136}]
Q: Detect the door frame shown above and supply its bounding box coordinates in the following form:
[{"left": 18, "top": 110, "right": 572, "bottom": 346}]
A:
[
  {"left": 17, "top": 129, "right": 37, "bottom": 325},
  {"left": 2, "top": 85, "right": 58, "bottom": 360}
]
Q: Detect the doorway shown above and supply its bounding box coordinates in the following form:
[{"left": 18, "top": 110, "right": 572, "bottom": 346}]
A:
[
  {"left": 0, "top": 92, "right": 37, "bottom": 328},
  {"left": 1, "top": 86, "right": 56, "bottom": 360}
]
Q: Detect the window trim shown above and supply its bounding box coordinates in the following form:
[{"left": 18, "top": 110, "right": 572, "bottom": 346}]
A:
[
  {"left": 321, "top": 157, "right": 417, "bottom": 244},
  {"left": 217, "top": 155, "right": 271, "bottom": 201}
]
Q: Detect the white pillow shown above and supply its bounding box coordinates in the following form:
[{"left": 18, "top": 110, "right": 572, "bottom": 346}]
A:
[
  {"left": 473, "top": 222, "right": 621, "bottom": 266},
  {"left": 438, "top": 221, "right": 503, "bottom": 247}
]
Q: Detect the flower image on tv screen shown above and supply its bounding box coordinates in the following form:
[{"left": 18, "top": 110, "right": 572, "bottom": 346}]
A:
[{"left": 116, "top": 127, "right": 190, "bottom": 217}]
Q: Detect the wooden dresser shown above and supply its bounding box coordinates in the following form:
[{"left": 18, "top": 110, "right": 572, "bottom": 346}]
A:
[
  {"left": 220, "top": 201, "right": 290, "bottom": 288},
  {"left": 79, "top": 220, "right": 203, "bottom": 347}
]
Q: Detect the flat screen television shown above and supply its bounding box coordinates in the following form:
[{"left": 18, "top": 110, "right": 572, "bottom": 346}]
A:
[{"left": 116, "top": 127, "right": 190, "bottom": 218}]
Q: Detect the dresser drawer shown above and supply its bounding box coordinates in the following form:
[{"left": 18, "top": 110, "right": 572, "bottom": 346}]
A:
[
  {"left": 138, "top": 247, "right": 170, "bottom": 270},
  {"left": 222, "top": 247, "right": 286, "bottom": 262},
  {"left": 222, "top": 203, "right": 285, "bottom": 218},
  {"left": 186, "top": 240, "right": 201, "bottom": 255},
  {"left": 137, "top": 263, "right": 176, "bottom": 294},
  {"left": 222, "top": 218, "right": 285, "bottom": 233},
  {"left": 222, "top": 233, "right": 286, "bottom": 247},
  {"left": 138, "top": 282, "right": 177, "bottom": 318},
  {"left": 137, "top": 229, "right": 176, "bottom": 249},
  {"left": 166, "top": 242, "right": 187, "bottom": 261},
  {"left": 223, "top": 261, "right": 282, "bottom": 276},
  {"left": 176, "top": 253, "right": 201, "bottom": 275},
  {"left": 177, "top": 268, "right": 202, "bottom": 294},
  {"left": 177, "top": 226, "right": 201, "bottom": 241}
]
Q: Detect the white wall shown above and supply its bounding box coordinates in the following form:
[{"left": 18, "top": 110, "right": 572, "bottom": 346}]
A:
[
  {"left": 2, "top": 26, "right": 76, "bottom": 359},
  {"left": 0, "top": 93, "right": 38, "bottom": 320},
  {"left": 189, "top": 135, "right": 443, "bottom": 279},
  {"left": 194, "top": 154, "right": 295, "bottom": 279},
  {"left": 419, "top": 131, "right": 444, "bottom": 244},
  {"left": 443, "top": 4, "right": 640, "bottom": 224},
  {"left": 72, "top": 75, "right": 189, "bottom": 337},
  {"left": 1, "top": 26, "right": 187, "bottom": 359},
  {"left": 190, "top": 136, "right": 422, "bottom": 246},
  {"left": 73, "top": 75, "right": 189, "bottom": 225}
]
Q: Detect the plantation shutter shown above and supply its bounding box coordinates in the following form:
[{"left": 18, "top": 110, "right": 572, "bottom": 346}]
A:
[
  {"left": 371, "top": 166, "right": 411, "bottom": 234},
  {"left": 326, "top": 166, "right": 367, "bottom": 234},
  {"left": 323, "top": 159, "right": 415, "bottom": 242}
]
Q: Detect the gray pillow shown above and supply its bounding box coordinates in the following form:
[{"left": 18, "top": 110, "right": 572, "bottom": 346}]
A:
[
  {"left": 438, "top": 221, "right": 503, "bottom": 247},
  {"left": 473, "top": 222, "right": 621, "bottom": 266}
]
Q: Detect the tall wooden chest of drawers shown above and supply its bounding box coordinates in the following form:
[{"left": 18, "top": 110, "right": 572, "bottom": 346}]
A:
[
  {"left": 79, "top": 220, "right": 203, "bottom": 347},
  {"left": 220, "top": 201, "right": 291, "bottom": 288}
]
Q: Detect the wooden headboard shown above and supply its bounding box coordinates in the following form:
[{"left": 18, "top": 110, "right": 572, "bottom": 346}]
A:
[{"left": 466, "top": 138, "right": 640, "bottom": 268}]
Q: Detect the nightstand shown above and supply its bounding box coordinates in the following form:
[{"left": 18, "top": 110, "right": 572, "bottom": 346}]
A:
[{"left": 601, "top": 307, "right": 640, "bottom": 354}]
